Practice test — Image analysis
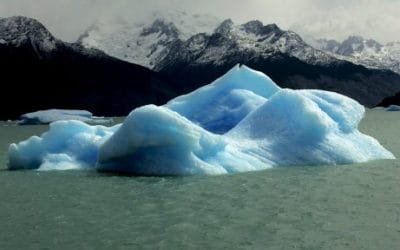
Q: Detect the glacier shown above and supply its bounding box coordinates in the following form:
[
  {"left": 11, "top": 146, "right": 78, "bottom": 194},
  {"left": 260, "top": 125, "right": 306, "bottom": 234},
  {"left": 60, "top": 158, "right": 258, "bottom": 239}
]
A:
[{"left": 8, "top": 65, "right": 395, "bottom": 175}]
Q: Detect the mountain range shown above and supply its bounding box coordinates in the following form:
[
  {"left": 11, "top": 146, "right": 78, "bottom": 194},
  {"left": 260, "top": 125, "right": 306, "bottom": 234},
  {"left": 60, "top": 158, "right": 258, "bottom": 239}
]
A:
[
  {"left": 307, "top": 36, "right": 400, "bottom": 75},
  {"left": 78, "top": 11, "right": 221, "bottom": 69},
  {"left": 0, "top": 16, "right": 175, "bottom": 120},
  {"left": 80, "top": 13, "right": 400, "bottom": 107},
  {"left": 1, "top": 13, "right": 400, "bottom": 119}
]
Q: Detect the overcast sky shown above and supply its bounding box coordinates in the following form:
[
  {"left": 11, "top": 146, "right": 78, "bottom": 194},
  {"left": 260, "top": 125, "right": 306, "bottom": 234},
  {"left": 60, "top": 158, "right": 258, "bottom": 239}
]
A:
[{"left": 0, "top": 0, "right": 399, "bottom": 43}]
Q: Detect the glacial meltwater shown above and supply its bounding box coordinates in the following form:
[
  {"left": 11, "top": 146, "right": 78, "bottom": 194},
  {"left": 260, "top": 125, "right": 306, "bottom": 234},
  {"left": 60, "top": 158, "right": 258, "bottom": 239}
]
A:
[{"left": 1, "top": 109, "right": 400, "bottom": 249}]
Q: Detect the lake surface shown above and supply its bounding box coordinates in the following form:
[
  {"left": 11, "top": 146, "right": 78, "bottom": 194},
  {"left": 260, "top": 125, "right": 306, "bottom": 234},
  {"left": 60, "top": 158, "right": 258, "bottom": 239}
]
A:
[{"left": 1, "top": 109, "right": 400, "bottom": 249}]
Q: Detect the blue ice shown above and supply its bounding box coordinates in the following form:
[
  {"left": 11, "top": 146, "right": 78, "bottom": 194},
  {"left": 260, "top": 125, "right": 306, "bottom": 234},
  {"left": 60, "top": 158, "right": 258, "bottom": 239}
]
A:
[
  {"left": 18, "top": 109, "right": 93, "bottom": 125},
  {"left": 8, "top": 65, "right": 395, "bottom": 175}
]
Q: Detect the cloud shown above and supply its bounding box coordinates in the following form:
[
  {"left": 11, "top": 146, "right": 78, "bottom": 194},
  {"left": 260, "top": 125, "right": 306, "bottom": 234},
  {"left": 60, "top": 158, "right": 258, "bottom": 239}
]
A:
[
  {"left": 0, "top": 0, "right": 399, "bottom": 43},
  {"left": 289, "top": 0, "right": 400, "bottom": 43}
]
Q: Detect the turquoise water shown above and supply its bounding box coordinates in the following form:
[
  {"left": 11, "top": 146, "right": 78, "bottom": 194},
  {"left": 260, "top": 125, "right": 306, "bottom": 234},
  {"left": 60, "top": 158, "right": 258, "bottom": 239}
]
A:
[{"left": 1, "top": 110, "right": 400, "bottom": 249}]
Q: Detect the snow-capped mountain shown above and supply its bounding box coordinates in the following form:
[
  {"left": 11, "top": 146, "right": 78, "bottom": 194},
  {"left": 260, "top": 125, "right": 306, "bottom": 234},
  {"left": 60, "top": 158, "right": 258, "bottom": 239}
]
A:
[
  {"left": 154, "top": 20, "right": 400, "bottom": 107},
  {"left": 156, "top": 19, "right": 338, "bottom": 70},
  {"left": 0, "top": 16, "right": 174, "bottom": 119},
  {"left": 80, "top": 15, "right": 337, "bottom": 69},
  {"left": 79, "top": 11, "right": 221, "bottom": 68},
  {"left": 308, "top": 36, "right": 400, "bottom": 74},
  {"left": 81, "top": 12, "right": 400, "bottom": 76},
  {"left": 312, "top": 36, "right": 383, "bottom": 56},
  {"left": 2, "top": 15, "right": 400, "bottom": 116},
  {"left": 78, "top": 15, "right": 400, "bottom": 107},
  {"left": 0, "top": 16, "right": 60, "bottom": 55}
]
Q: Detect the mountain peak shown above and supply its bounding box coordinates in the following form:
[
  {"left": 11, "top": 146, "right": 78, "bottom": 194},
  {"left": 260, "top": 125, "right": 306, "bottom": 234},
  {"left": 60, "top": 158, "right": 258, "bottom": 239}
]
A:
[
  {"left": 264, "top": 23, "right": 280, "bottom": 31},
  {"left": 214, "top": 19, "right": 234, "bottom": 34},
  {"left": 148, "top": 10, "right": 221, "bottom": 39},
  {"left": 306, "top": 34, "right": 400, "bottom": 74},
  {"left": 77, "top": 13, "right": 332, "bottom": 71},
  {"left": 345, "top": 35, "right": 364, "bottom": 43},
  {"left": 242, "top": 20, "right": 264, "bottom": 35},
  {"left": 241, "top": 21, "right": 282, "bottom": 38},
  {"left": 1, "top": 16, "right": 44, "bottom": 28},
  {"left": 0, "top": 16, "right": 58, "bottom": 52},
  {"left": 140, "top": 19, "right": 180, "bottom": 39},
  {"left": 338, "top": 35, "right": 382, "bottom": 55},
  {"left": 242, "top": 20, "right": 264, "bottom": 33}
]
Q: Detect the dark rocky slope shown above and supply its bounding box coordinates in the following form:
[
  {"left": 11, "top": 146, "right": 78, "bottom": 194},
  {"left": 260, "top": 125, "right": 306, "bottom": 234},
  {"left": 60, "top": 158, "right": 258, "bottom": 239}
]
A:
[{"left": 0, "top": 16, "right": 175, "bottom": 120}]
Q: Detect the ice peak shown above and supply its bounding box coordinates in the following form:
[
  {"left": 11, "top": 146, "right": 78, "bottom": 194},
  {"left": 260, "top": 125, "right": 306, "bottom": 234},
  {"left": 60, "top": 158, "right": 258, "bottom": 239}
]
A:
[{"left": 215, "top": 64, "right": 281, "bottom": 97}]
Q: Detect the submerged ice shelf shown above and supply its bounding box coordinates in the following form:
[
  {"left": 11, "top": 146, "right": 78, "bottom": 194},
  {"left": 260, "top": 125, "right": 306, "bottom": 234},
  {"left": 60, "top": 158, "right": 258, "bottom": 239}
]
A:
[{"left": 8, "top": 65, "right": 395, "bottom": 175}]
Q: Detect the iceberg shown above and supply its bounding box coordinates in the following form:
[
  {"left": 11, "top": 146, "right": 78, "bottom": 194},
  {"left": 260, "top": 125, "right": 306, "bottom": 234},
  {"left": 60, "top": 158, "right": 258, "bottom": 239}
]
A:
[
  {"left": 385, "top": 105, "right": 400, "bottom": 111},
  {"left": 165, "top": 65, "right": 280, "bottom": 134},
  {"left": 18, "top": 109, "right": 93, "bottom": 125},
  {"left": 8, "top": 121, "right": 120, "bottom": 170},
  {"left": 8, "top": 65, "right": 395, "bottom": 175},
  {"left": 18, "top": 109, "right": 114, "bottom": 125}
]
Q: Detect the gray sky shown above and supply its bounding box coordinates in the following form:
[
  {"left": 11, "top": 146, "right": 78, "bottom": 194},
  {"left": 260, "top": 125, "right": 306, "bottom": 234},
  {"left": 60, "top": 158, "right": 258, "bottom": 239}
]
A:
[{"left": 0, "top": 0, "right": 399, "bottom": 43}]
